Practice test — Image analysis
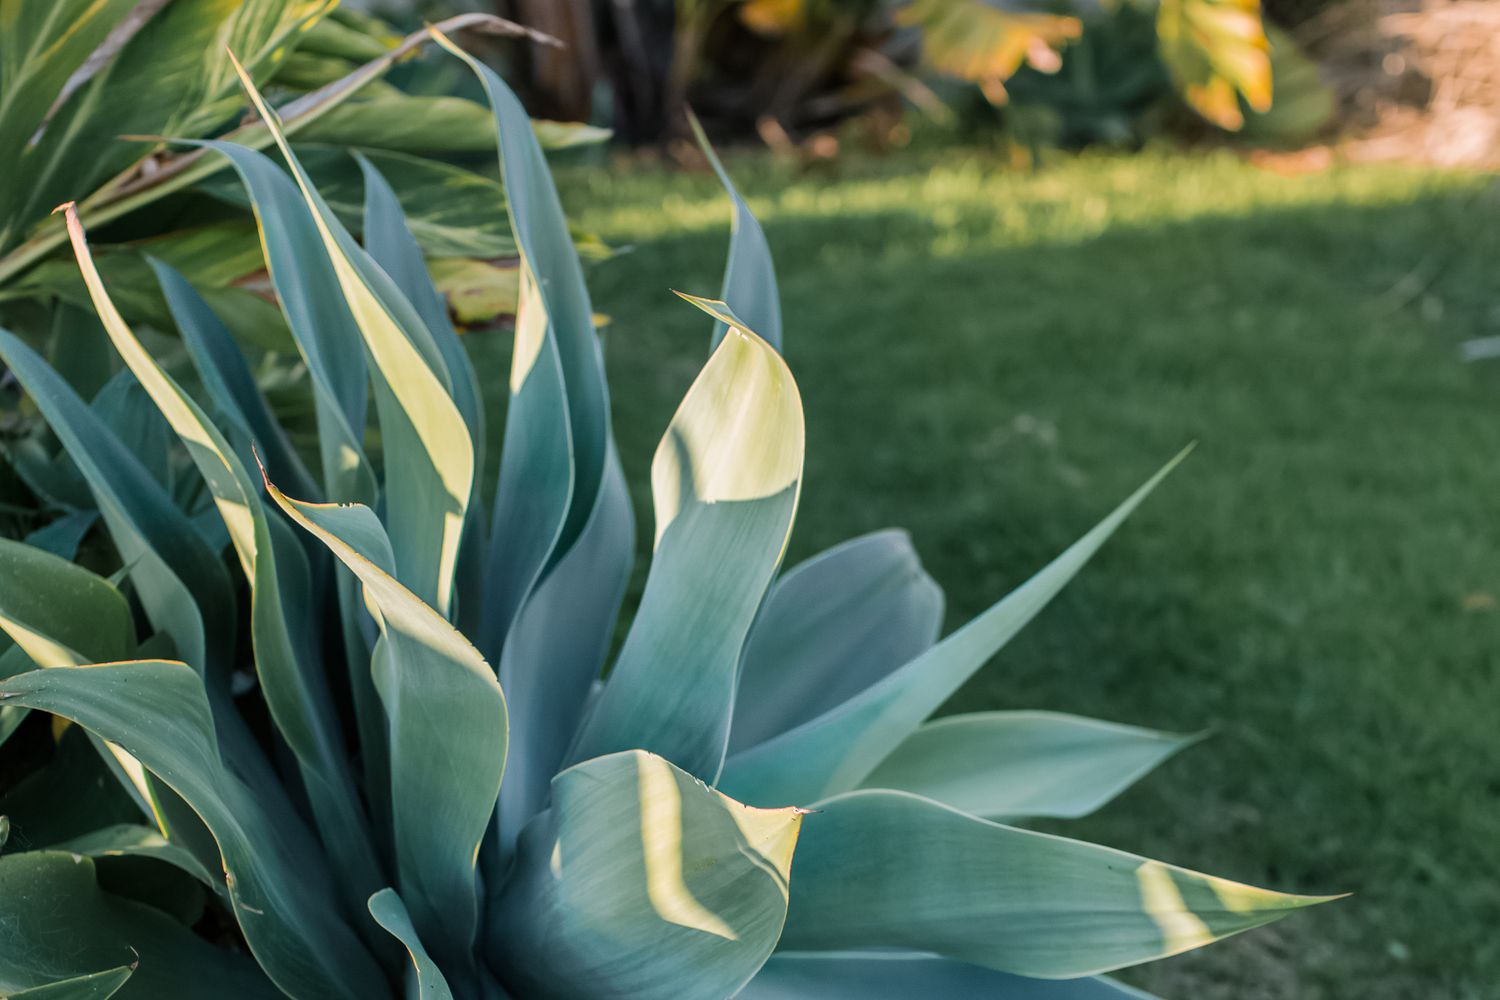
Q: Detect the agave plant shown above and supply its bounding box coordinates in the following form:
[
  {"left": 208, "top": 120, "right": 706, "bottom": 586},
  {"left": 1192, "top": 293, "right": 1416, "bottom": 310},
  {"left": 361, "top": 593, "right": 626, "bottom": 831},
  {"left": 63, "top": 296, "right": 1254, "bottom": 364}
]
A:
[{"left": 0, "top": 27, "right": 1333, "bottom": 1000}]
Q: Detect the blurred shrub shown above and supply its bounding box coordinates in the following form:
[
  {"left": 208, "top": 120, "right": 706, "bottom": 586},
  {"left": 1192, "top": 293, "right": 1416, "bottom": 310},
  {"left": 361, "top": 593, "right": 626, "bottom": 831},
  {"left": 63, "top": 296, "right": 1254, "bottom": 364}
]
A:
[{"left": 483, "top": 0, "right": 1330, "bottom": 148}]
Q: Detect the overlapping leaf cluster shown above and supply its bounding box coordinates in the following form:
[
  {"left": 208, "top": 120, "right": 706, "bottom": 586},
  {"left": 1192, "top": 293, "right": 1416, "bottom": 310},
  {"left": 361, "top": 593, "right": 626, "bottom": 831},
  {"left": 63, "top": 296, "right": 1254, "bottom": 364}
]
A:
[
  {"left": 0, "top": 27, "right": 1332, "bottom": 1000},
  {"left": 0, "top": 1, "right": 602, "bottom": 349}
]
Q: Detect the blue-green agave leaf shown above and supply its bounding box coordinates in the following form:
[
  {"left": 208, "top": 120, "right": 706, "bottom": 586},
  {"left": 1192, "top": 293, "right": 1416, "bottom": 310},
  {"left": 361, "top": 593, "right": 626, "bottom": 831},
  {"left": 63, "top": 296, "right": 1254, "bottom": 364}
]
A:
[
  {"left": 730, "top": 529, "right": 943, "bottom": 753},
  {"left": 180, "top": 138, "right": 373, "bottom": 505},
  {"left": 859, "top": 711, "right": 1201, "bottom": 820},
  {"left": 265, "top": 479, "right": 507, "bottom": 980},
  {"left": 64, "top": 206, "right": 385, "bottom": 920},
  {"left": 23, "top": 509, "right": 98, "bottom": 560},
  {"left": 439, "top": 34, "right": 634, "bottom": 856},
  {"left": 6, "top": 965, "right": 136, "bottom": 1000},
  {"left": 368, "top": 888, "right": 456, "bottom": 1000},
  {"left": 780, "top": 789, "right": 1337, "bottom": 978},
  {"left": 0, "top": 679, "right": 383, "bottom": 1000},
  {"left": 493, "top": 441, "right": 634, "bottom": 852},
  {"left": 0, "top": 537, "right": 133, "bottom": 665},
  {"left": 570, "top": 296, "right": 803, "bottom": 780},
  {"left": 493, "top": 750, "right": 804, "bottom": 1000},
  {"left": 232, "top": 58, "right": 475, "bottom": 620},
  {"left": 0, "top": 331, "right": 233, "bottom": 681},
  {"left": 686, "top": 110, "right": 783, "bottom": 352},
  {"left": 739, "top": 954, "right": 1159, "bottom": 998},
  {"left": 152, "top": 258, "right": 320, "bottom": 501},
  {"left": 356, "top": 151, "right": 484, "bottom": 460},
  {"left": 50, "top": 823, "right": 218, "bottom": 889},
  {"left": 720, "top": 448, "right": 1190, "bottom": 805}
]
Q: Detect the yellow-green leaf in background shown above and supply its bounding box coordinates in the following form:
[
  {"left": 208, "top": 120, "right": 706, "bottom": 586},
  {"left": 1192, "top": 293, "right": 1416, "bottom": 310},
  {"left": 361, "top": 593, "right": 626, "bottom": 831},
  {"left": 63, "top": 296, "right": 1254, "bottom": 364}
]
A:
[{"left": 1157, "top": 0, "right": 1271, "bottom": 131}]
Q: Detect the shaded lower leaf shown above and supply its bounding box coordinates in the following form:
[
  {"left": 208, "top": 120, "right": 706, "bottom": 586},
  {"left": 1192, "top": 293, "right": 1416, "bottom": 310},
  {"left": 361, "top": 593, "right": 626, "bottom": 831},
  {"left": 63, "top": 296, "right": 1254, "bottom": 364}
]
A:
[
  {"left": 493, "top": 750, "right": 803, "bottom": 1000},
  {"left": 0, "top": 851, "right": 281, "bottom": 998},
  {"left": 6, "top": 965, "right": 135, "bottom": 1000},
  {"left": 50, "top": 824, "right": 217, "bottom": 889},
  {"left": 779, "top": 789, "right": 1336, "bottom": 978},
  {"left": 0, "top": 663, "right": 388, "bottom": 1000}
]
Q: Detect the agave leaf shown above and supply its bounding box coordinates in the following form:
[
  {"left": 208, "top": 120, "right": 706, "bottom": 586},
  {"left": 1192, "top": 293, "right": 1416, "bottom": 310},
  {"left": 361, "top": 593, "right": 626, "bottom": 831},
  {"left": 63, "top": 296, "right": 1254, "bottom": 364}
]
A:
[
  {"left": 0, "top": 537, "right": 133, "bottom": 664},
  {"left": 437, "top": 31, "right": 613, "bottom": 649},
  {"left": 51, "top": 823, "right": 218, "bottom": 889},
  {"left": 197, "top": 145, "right": 519, "bottom": 259},
  {"left": 181, "top": 141, "right": 372, "bottom": 504},
  {"left": 22, "top": 509, "right": 97, "bottom": 559},
  {"left": 356, "top": 152, "right": 484, "bottom": 463},
  {"left": 368, "top": 889, "right": 456, "bottom": 1000},
  {"left": 719, "top": 448, "right": 1189, "bottom": 805},
  {"left": 687, "top": 111, "right": 782, "bottom": 352},
  {"left": 730, "top": 529, "right": 943, "bottom": 753},
  {"left": 0, "top": 849, "right": 288, "bottom": 998},
  {"left": 494, "top": 750, "right": 803, "bottom": 1000},
  {"left": 440, "top": 32, "right": 635, "bottom": 855},
  {"left": 233, "top": 59, "right": 475, "bottom": 620},
  {"left": 7, "top": 965, "right": 136, "bottom": 1000},
  {"left": 740, "top": 954, "right": 1159, "bottom": 998},
  {"left": 0, "top": 723, "right": 142, "bottom": 845},
  {"left": 0, "top": 538, "right": 158, "bottom": 817},
  {"left": 0, "top": 662, "right": 388, "bottom": 1000},
  {"left": 780, "top": 789, "right": 1337, "bottom": 977},
  {"left": 492, "top": 440, "right": 635, "bottom": 851},
  {"left": 0, "top": 331, "right": 278, "bottom": 799},
  {"left": 89, "top": 373, "right": 173, "bottom": 491},
  {"left": 264, "top": 479, "right": 507, "bottom": 979},
  {"left": 172, "top": 139, "right": 388, "bottom": 811},
  {"left": 570, "top": 296, "right": 803, "bottom": 781},
  {"left": 64, "top": 205, "right": 385, "bottom": 919},
  {"left": 859, "top": 711, "right": 1201, "bottom": 821},
  {"left": 153, "top": 259, "right": 319, "bottom": 500},
  {"left": 356, "top": 150, "right": 490, "bottom": 638}
]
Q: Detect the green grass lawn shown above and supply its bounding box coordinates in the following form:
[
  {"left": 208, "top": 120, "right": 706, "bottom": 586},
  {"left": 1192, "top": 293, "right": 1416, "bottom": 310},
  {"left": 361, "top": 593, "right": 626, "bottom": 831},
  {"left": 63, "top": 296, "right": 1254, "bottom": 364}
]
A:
[{"left": 534, "top": 147, "right": 1500, "bottom": 998}]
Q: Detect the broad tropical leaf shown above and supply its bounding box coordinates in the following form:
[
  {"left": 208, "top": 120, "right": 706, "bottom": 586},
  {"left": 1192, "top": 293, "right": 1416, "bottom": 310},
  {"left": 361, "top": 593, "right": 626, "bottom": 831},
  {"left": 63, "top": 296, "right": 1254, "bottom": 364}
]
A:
[{"left": 1156, "top": 0, "right": 1271, "bottom": 130}]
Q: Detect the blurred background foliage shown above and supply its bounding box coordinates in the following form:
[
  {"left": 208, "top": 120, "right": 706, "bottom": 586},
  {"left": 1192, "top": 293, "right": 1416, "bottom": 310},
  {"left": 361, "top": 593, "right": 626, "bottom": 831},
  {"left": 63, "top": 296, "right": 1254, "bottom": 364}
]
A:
[{"left": 468, "top": 0, "right": 1334, "bottom": 149}]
